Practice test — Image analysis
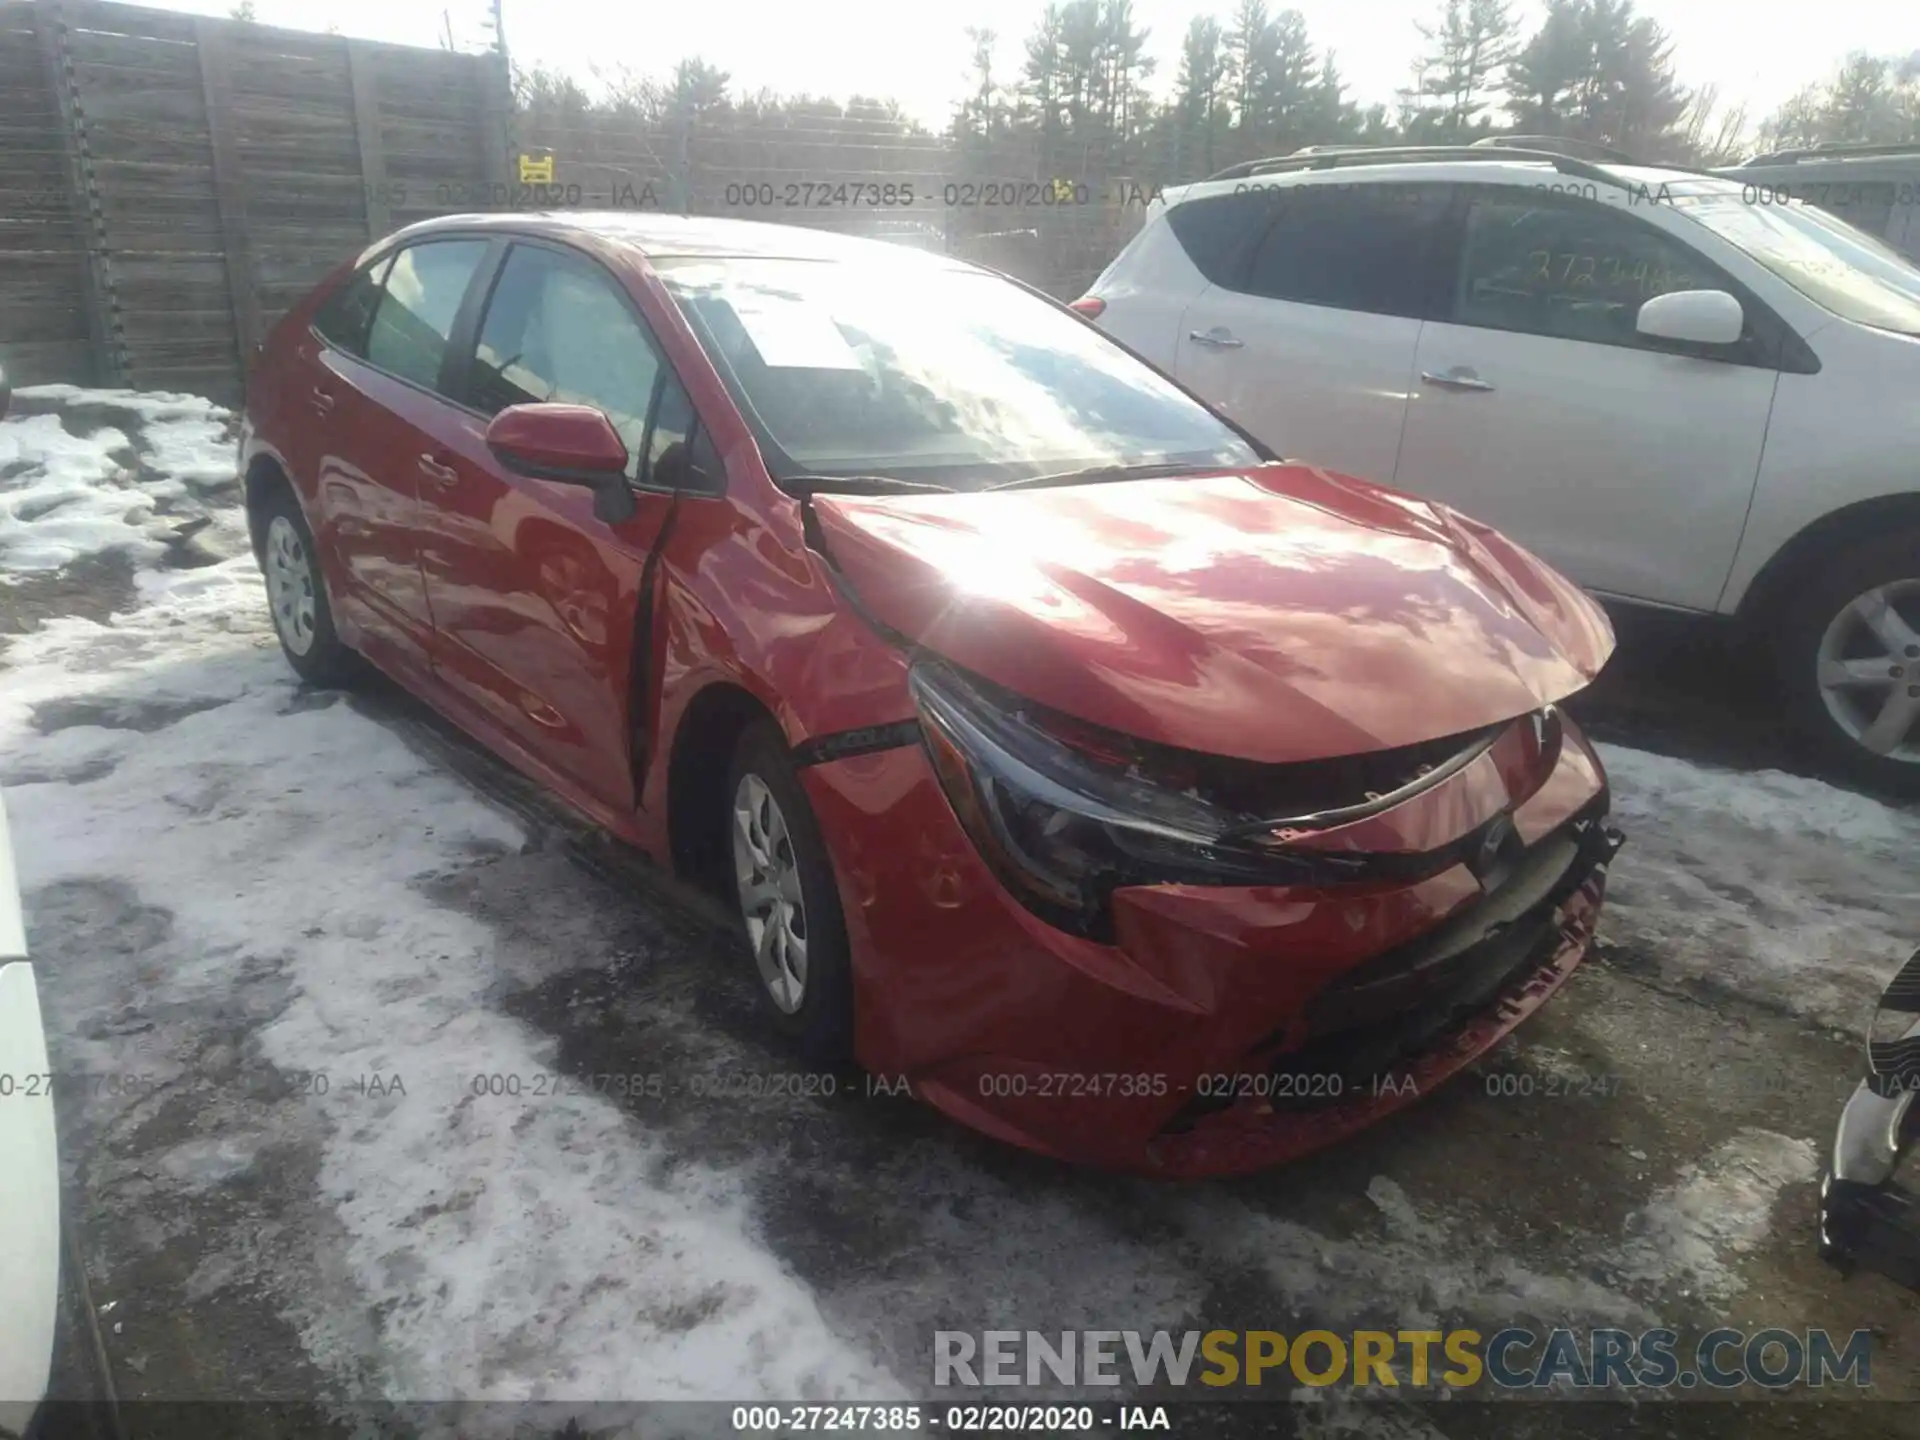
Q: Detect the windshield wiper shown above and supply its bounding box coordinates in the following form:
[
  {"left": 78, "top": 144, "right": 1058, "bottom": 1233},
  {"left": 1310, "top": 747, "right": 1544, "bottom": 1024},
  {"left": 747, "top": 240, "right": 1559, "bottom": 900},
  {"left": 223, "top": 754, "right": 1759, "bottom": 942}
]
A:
[
  {"left": 785, "top": 474, "right": 958, "bottom": 496},
  {"left": 986, "top": 461, "right": 1222, "bottom": 493}
]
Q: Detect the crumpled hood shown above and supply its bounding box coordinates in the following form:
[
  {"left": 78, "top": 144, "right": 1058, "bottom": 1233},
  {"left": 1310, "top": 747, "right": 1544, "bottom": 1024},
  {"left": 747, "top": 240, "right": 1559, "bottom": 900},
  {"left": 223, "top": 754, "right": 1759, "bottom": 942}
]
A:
[{"left": 811, "top": 463, "right": 1615, "bottom": 764}]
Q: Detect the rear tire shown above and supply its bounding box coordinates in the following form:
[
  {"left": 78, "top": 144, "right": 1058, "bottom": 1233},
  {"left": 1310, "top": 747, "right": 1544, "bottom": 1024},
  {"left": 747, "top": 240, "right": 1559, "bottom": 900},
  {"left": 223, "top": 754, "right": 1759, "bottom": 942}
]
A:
[
  {"left": 1781, "top": 532, "right": 1920, "bottom": 797},
  {"left": 255, "top": 482, "right": 359, "bottom": 687},
  {"left": 724, "top": 720, "right": 854, "bottom": 1064}
]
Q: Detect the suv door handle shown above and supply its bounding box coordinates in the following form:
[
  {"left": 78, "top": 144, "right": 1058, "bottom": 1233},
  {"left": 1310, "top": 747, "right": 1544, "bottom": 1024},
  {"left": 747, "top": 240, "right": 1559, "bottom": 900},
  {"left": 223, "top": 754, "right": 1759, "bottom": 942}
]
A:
[
  {"left": 417, "top": 452, "right": 459, "bottom": 487},
  {"left": 1420, "top": 367, "right": 1496, "bottom": 392},
  {"left": 1188, "top": 328, "right": 1245, "bottom": 349},
  {"left": 309, "top": 385, "right": 335, "bottom": 415}
]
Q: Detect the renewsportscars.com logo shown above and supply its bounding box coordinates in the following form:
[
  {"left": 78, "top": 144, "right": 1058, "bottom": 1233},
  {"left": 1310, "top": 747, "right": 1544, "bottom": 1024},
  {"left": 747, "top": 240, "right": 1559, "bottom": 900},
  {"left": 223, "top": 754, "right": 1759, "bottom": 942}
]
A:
[{"left": 932, "top": 1328, "right": 1873, "bottom": 1392}]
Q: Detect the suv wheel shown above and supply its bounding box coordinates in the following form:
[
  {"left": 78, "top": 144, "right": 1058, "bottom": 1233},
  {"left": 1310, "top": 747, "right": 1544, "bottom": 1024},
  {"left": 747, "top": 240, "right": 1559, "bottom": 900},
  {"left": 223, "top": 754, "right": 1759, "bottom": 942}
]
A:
[
  {"left": 257, "top": 484, "right": 359, "bottom": 686},
  {"left": 725, "top": 720, "right": 854, "bottom": 1063},
  {"left": 1784, "top": 533, "right": 1920, "bottom": 796}
]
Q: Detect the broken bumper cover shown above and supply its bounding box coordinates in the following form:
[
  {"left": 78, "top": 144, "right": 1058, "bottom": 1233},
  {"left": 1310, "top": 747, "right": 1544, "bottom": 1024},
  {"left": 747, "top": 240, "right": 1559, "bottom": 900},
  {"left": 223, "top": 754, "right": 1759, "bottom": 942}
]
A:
[{"left": 804, "top": 711, "right": 1621, "bottom": 1177}]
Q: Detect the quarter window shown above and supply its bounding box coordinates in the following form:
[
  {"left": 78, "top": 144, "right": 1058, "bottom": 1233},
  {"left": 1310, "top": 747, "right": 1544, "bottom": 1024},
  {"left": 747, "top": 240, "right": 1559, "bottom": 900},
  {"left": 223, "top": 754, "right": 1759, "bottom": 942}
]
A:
[
  {"left": 470, "top": 244, "right": 664, "bottom": 482},
  {"left": 312, "top": 253, "right": 393, "bottom": 356},
  {"left": 1166, "top": 191, "right": 1272, "bottom": 288},
  {"left": 364, "top": 240, "right": 489, "bottom": 391}
]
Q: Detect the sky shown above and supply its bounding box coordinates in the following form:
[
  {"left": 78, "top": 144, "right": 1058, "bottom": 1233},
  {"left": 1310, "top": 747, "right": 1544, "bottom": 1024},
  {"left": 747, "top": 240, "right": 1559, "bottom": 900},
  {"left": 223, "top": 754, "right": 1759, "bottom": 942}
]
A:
[{"left": 161, "top": 0, "right": 1913, "bottom": 135}]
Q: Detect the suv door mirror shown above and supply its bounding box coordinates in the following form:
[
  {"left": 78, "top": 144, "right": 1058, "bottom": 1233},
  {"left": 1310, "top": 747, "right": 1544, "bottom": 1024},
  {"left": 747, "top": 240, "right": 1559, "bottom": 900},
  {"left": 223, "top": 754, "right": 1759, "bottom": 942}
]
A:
[
  {"left": 484, "top": 403, "right": 636, "bottom": 523},
  {"left": 1636, "top": 289, "right": 1744, "bottom": 346}
]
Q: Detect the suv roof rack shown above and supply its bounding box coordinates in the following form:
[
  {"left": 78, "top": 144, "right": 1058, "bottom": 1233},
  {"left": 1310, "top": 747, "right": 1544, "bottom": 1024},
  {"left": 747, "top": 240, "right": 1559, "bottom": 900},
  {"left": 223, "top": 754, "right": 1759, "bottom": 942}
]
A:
[
  {"left": 1734, "top": 141, "right": 1920, "bottom": 166},
  {"left": 1469, "top": 133, "right": 1638, "bottom": 163},
  {"left": 1204, "top": 145, "right": 1621, "bottom": 187}
]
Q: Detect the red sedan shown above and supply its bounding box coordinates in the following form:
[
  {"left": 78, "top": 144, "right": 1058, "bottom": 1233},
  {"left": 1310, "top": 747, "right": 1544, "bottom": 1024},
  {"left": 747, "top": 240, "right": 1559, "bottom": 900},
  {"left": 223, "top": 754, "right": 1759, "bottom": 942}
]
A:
[{"left": 240, "top": 213, "right": 1622, "bottom": 1176}]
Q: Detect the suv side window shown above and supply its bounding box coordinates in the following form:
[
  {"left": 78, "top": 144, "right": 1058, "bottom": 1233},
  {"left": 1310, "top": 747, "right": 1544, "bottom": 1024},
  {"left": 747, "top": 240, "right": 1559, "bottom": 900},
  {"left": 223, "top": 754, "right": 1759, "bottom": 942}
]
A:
[
  {"left": 312, "top": 252, "right": 394, "bottom": 357},
  {"left": 468, "top": 243, "right": 674, "bottom": 484},
  {"left": 365, "top": 239, "right": 489, "bottom": 391},
  {"left": 1241, "top": 182, "right": 1454, "bottom": 318},
  {"left": 1452, "top": 190, "right": 1766, "bottom": 359}
]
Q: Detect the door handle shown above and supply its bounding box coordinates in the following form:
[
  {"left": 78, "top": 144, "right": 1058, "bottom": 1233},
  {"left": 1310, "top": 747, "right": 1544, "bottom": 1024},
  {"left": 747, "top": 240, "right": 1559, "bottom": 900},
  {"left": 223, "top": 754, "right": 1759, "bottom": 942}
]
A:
[
  {"left": 309, "top": 385, "right": 335, "bottom": 415},
  {"left": 1420, "top": 367, "right": 1496, "bottom": 392},
  {"left": 417, "top": 452, "right": 459, "bottom": 487},
  {"left": 1188, "top": 328, "right": 1245, "bottom": 349}
]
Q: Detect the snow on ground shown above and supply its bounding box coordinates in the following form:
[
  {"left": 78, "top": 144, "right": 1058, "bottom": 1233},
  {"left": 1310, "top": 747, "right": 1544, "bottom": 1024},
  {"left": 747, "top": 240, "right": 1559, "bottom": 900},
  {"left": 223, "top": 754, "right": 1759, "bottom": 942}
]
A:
[
  {"left": 0, "top": 386, "right": 244, "bottom": 574},
  {"left": 1, "top": 393, "right": 898, "bottom": 1406},
  {"left": 1596, "top": 743, "right": 1920, "bottom": 1034}
]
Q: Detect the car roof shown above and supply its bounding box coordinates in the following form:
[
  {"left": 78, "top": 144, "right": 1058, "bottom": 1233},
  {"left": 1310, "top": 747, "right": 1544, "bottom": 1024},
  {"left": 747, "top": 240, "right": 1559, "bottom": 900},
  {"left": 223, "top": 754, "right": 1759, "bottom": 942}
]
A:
[
  {"left": 386, "top": 210, "right": 970, "bottom": 266},
  {"left": 1153, "top": 157, "right": 1741, "bottom": 211}
]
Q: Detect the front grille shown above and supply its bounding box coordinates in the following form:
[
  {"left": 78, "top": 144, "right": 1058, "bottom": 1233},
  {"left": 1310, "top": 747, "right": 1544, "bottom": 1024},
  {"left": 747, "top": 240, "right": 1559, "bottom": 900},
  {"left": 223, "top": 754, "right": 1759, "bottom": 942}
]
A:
[{"left": 1262, "top": 815, "right": 1617, "bottom": 1106}]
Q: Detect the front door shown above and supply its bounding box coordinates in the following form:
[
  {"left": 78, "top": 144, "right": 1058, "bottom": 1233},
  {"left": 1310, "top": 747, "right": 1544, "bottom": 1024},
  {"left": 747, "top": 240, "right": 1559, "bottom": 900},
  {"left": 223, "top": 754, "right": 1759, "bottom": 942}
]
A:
[
  {"left": 414, "top": 240, "right": 697, "bottom": 813},
  {"left": 1392, "top": 187, "right": 1779, "bottom": 610}
]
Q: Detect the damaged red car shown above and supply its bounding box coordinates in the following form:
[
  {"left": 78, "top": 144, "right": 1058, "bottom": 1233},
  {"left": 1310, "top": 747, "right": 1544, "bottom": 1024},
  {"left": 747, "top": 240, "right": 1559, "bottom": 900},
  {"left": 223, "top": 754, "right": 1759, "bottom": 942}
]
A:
[{"left": 241, "top": 213, "right": 1623, "bottom": 1176}]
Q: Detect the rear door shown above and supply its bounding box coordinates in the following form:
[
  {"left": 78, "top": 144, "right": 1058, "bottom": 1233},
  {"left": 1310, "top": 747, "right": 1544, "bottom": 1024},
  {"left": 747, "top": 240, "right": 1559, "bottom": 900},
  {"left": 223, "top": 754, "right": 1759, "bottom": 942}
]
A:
[
  {"left": 1391, "top": 186, "right": 1779, "bottom": 609},
  {"left": 414, "top": 239, "right": 704, "bottom": 813},
  {"left": 301, "top": 238, "right": 493, "bottom": 675},
  {"left": 1172, "top": 181, "right": 1454, "bottom": 484}
]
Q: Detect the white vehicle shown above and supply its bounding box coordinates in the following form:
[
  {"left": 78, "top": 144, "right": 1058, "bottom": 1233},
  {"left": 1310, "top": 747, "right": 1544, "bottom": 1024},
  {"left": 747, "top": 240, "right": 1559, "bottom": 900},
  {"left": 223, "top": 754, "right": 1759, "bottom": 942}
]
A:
[
  {"left": 0, "top": 364, "right": 60, "bottom": 1438},
  {"left": 1078, "top": 144, "right": 1920, "bottom": 793}
]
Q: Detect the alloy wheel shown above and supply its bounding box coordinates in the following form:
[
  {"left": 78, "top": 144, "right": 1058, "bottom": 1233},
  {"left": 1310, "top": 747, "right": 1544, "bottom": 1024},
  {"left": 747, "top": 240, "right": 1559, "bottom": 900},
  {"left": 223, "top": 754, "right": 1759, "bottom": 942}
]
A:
[
  {"left": 731, "top": 772, "right": 809, "bottom": 1014},
  {"left": 265, "top": 515, "right": 318, "bottom": 657},
  {"left": 1817, "top": 579, "right": 1920, "bottom": 766}
]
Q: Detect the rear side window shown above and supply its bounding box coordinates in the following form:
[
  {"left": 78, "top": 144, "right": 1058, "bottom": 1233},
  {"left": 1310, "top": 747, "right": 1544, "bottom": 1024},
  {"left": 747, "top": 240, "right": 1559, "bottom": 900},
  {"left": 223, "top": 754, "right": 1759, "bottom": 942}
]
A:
[
  {"left": 312, "top": 253, "right": 393, "bottom": 357},
  {"left": 365, "top": 240, "right": 489, "bottom": 391},
  {"left": 1166, "top": 191, "right": 1273, "bottom": 287},
  {"left": 1242, "top": 183, "right": 1454, "bottom": 318}
]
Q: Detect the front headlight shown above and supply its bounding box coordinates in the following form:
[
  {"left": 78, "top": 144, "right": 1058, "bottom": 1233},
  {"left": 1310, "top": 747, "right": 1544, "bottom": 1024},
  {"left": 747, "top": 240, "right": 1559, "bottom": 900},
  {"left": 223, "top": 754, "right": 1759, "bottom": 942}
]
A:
[{"left": 909, "top": 659, "right": 1372, "bottom": 939}]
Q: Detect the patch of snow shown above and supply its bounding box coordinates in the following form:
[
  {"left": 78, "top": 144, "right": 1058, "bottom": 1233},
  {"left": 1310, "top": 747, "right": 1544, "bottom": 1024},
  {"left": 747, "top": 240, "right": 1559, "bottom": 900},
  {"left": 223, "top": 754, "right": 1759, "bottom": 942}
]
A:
[
  {"left": 14, "top": 384, "right": 227, "bottom": 423},
  {"left": 0, "top": 414, "right": 149, "bottom": 571},
  {"left": 1614, "top": 1128, "right": 1820, "bottom": 1301},
  {"left": 1177, "top": 1177, "right": 1647, "bottom": 1338},
  {"left": 1, "top": 388, "right": 242, "bottom": 572},
  {"left": 1597, "top": 743, "right": 1920, "bottom": 1033}
]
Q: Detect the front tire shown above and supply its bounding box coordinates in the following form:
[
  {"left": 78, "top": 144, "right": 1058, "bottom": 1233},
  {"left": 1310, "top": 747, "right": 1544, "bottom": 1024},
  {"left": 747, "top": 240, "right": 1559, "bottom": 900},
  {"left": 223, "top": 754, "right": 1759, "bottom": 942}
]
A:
[
  {"left": 1782, "top": 532, "right": 1920, "bottom": 797},
  {"left": 256, "top": 483, "right": 359, "bottom": 687},
  {"left": 725, "top": 720, "right": 854, "bottom": 1063}
]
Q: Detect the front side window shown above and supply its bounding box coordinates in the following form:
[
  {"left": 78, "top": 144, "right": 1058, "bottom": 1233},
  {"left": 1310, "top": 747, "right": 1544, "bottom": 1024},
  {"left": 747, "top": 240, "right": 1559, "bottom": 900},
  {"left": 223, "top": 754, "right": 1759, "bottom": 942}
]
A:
[
  {"left": 365, "top": 240, "right": 489, "bottom": 391},
  {"left": 1241, "top": 182, "right": 1453, "bottom": 318},
  {"left": 1452, "top": 191, "right": 1734, "bottom": 350},
  {"left": 470, "top": 244, "right": 664, "bottom": 481},
  {"left": 659, "top": 255, "right": 1260, "bottom": 490}
]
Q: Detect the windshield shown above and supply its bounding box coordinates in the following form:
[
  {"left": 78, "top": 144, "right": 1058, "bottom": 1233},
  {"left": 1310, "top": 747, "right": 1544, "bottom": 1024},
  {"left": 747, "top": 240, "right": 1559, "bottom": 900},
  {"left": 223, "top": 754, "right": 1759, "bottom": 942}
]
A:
[
  {"left": 1669, "top": 188, "right": 1920, "bottom": 336},
  {"left": 656, "top": 255, "right": 1261, "bottom": 490}
]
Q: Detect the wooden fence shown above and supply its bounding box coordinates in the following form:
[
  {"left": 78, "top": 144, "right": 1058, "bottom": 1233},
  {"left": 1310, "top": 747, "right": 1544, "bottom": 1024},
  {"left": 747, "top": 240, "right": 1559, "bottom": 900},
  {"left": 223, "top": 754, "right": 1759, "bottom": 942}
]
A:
[
  {"left": 0, "top": 0, "right": 509, "bottom": 403},
  {"left": 0, "top": 0, "right": 1147, "bottom": 406}
]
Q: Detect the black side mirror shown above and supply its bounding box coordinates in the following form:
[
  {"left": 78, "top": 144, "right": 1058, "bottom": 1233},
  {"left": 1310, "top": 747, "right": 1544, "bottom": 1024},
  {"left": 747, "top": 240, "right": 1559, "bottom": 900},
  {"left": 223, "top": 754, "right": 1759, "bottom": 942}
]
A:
[
  {"left": 592, "top": 480, "right": 636, "bottom": 525},
  {"left": 648, "top": 437, "right": 716, "bottom": 494},
  {"left": 1821, "top": 947, "right": 1920, "bottom": 1288}
]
